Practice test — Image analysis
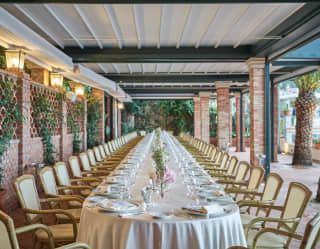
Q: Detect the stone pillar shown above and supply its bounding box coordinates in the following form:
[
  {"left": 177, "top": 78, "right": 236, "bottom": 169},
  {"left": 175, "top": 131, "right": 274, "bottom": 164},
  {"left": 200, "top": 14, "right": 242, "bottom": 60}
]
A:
[
  {"left": 59, "top": 100, "right": 68, "bottom": 161},
  {"left": 273, "top": 85, "right": 279, "bottom": 162},
  {"left": 246, "top": 58, "right": 265, "bottom": 167},
  {"left": 199, "top": 92, "right": 210, "bottom": 144},
  {"left": 92, "top": 88, "right": 105, "bottom": 143},
  {"left": 118, "top": 102, "right": 122, "bottom": 137},
  {"left": 235, "top": 92, "right": 241, "bottom": 152},
  {"left": 216, "top": 82, "right": 231, "bottom": 148},
  {"left": 193, "top": 97, "right": 201, "bottom": 139},
  {"left": 30, "top": 68, "right": 49, "bottom": 86}
]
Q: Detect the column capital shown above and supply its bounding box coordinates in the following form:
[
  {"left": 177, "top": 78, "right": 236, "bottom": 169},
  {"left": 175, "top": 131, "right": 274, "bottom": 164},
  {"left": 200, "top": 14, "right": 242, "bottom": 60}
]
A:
[
  {"left": 234, "top": 92, "right": 241, "bottom": 98},
  {"left": 246, "top": 57, "right": 265, "bottom": 69},
  {"left": 215, "top": 81, "right": 232, "bottom": 89},
  {"left": 198, "top": 91, "right": 211, "bottom": 98},
  {"left": 193, "top": 96, "right": 200, "bottom": 102}
]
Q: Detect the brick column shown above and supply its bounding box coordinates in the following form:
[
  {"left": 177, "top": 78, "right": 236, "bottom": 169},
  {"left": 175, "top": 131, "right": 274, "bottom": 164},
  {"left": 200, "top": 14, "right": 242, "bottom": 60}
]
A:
[
  {"left": 16, "top": 77, "right": 32, "bottom": 171},
  {"left": 193, "top": 97, "right": 201, "bottom": 139},
  {"left": 112, "top": 98, "right": 117, "bottom": 138},
  {"left": 235, "top": 92, "right": 241, "bottom": 152},
  {"left": 92, "top": 88, "right": 105, "bottom": 143},
  {"left": 106, "top": 96, "right": 111, "bottom": 141},
  {"left": 59, "top": 100, "right": 68, "bottom": 161},
  {"left": 273, "top": 85, "right": 279, "bottom": 162},
  {"left": 242, "top": 93, "right": 246, "bottom": 152},
  {"left": 199, "top": 92, "right": 210, "bottom": 144},
  {"left": 230, "top": 97, "right": 233, "bottom": 145},
  {"left": 30, "top": 68, "right": 49, "bottom": 86},
  {"left": 216, "top": 82, "right": 231, "bottom": 148},
  {"left": 247, "top": 58, "right": 265, "bottom": 166}
]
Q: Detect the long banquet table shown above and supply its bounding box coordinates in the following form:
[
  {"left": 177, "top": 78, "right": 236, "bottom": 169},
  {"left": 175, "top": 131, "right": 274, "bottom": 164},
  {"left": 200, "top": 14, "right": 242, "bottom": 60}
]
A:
[{"left": 77, "top": 133, "right": 247, "bottom": 249}]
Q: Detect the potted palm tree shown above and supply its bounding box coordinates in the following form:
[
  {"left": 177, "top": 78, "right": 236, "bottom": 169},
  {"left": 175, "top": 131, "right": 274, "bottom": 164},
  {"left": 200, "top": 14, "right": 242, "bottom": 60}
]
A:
[{"left": 292, "top": 72, "right": 320, "bottom": 166}]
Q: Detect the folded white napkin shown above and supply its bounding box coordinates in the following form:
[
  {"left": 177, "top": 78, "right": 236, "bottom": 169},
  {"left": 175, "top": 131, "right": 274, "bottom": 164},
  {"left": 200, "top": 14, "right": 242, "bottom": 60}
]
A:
[
  {"left": 97, "top": 200, "right": 136, "bottom": 211},
  {"left": 200, "top": 204, "right": 224, "bottom": 215}
]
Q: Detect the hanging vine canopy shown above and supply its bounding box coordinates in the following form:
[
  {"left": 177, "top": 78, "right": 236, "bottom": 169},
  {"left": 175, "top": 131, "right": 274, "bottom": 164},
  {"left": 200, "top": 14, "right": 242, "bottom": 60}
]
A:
[{"left": 67, "top": 101, "right": 84, "bottom": 153}]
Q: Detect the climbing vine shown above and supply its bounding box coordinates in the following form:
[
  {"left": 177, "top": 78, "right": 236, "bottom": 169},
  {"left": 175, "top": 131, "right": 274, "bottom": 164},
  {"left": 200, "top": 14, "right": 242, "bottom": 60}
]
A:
[
  {"left": 67, "top": 101, "right": 84, "bottom": 153},
  {"left": 32, "top": 94, "right": 60, "bottom": 165},
  {"left": 0, "top": 78, "right": 22, "bottom": 189},
  {"left": 86, "top": 94, "right": 102, "bottom": 148}
]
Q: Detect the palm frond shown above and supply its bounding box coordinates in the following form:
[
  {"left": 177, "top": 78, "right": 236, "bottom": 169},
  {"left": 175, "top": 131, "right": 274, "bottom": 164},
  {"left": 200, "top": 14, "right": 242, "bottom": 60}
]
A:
[{"left": 293, "top": 71, "right": 320, "bottom": 91}]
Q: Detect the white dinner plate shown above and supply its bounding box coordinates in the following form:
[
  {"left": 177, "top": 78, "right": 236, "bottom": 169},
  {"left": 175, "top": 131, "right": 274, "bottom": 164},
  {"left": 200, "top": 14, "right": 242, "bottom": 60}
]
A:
[
  {"left": 149, "top": 212, "right": 175, "bottom": 220},
  {"left": 96, "top": 200, "right": 140, "bottom": 213}
]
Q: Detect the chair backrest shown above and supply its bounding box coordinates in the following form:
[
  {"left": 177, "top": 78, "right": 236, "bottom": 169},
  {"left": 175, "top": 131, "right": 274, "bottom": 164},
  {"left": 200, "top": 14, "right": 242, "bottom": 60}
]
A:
[
  {"left": 87, "top": 149, "right": 97, "bottom": 166},
  {"left": 226, "top": 156, "right": 238, "bottom": 175},
  {"left": 300, "top": 212, "right": 320, "bottom": 249},
  {"left": 99, "top": 145, "right": 107, "bottom": 159},
  {"left": 215, "top": 150, "right": 222, "bottom": 163},
  {"left": 93, "top": 146, "right": 103, "bottom": 162},
  {"left": 107, "top": 142, "right": 114, "bottom": 153},
  {"left": 220, "top": 153, "right": 230, "bottom": 169},
  {"left": 79, "top": 152, "right": 92, "bottom": 171},
  {"left": 14, "top": 175, "right": 41, "bottom": 223},
  {"left": 103, "top": 143, "right": 111, "bottom": 156},
  {"left": 281, "top": 182, "right": 312, "bottom": 232},
  {"left": 261, "top": 173, "right": 283, "bottom": 201},
  {"left": 68, "top": 156, "right": 83, "bottom": 178},
  {"left": 54, "top": 162, "right": 71, "bottom": 186},
  {"left": 234, "top": 161, "right": 250, "bottom": 181},
  {"left": 0, "top": 210, "right": 19, "bottom": 249},
  {"left": 210, "top": 147, "right": 217, "bottom": 160},
  {"left": 247, "top": 166, "right": 265, "bottom": 190},
  {"left": 38, "top": 167, "right": 59, "bottom": 196}
]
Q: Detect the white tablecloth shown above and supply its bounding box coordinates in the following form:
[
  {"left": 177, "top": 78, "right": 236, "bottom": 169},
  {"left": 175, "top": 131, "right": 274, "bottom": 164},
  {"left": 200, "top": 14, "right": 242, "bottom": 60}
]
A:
[{"left": 77, "top": 135, "right": 247, "bottom": 249}]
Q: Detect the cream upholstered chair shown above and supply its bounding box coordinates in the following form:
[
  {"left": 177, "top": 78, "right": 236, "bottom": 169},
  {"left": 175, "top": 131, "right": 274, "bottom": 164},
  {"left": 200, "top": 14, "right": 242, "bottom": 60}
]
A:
[
  {"left": 0, "top": 210, "right": 90, "bottom": 249},
  {"left": 68, "top": 156, "right": 102, "bottom": 187},
  {"left": 79, "top": 152, "right": 110, "bottom": 176},
  {"left": 38, "top": 167, "right": 83, "bottom": 222},
  {"left": 53, "top": 162, "right": 93, "bottom": 197},
  {"left": 87, "top": 149, "right": 115, "bottom": 171},
  {"left": 93, "top": 146, "right": 118, "bottom": 167},
  {"left": 14, "top": 175, "right": 79, "bottom": 248},
  {"left": 216, "top": 161, "right": 250, "bottom": 187},
  {"left": 204, "top": 152, "right": 230, "bottom": 170},
  {"left": 225, "top": 166, "right": 265, "bottom": 200},
  {"left": 229, "top": 212, "right": 320, "bottom": 249},
  {"left": 209, "top": 156, "right": 239, "bottom": 178},
  {"left": 244, "top": 182, "right": 312, "bottom": 249},
  {"left": 238, "top": 173, "right": 284, "bottom": 227}
]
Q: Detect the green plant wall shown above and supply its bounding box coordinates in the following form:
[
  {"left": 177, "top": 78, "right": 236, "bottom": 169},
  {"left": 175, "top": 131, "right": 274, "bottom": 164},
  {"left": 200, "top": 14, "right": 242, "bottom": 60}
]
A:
[{"left": 122, "top": 100, "right": 194, "bottom": 135}]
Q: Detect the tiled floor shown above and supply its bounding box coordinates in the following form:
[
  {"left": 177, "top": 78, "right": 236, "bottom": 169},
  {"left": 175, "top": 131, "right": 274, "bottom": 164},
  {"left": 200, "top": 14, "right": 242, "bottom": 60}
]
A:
[
  {"left": 230, "top": 147, "right": 320, "bottom": 249},
  {"left": 8, "top": 149, "right": 320, "bottom": 249}
]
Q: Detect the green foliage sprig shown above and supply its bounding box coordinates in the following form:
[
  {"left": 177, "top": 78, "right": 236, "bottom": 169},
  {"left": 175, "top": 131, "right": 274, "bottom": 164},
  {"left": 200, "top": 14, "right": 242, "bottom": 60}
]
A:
[
  {"left": 86, "top": 94, "right": 101, "bottom": 148},
  {"left": 67, "top": 101, "right": 84, "bottom": 153},
  {"left": 0, "top": 78, "right": 22, "bottom": 189},
  {"left": 152, "top": 128, "right": 168, "bottom": 177},
  {"left": 32, "top": 95, "right": 58, "bottom": 165}
]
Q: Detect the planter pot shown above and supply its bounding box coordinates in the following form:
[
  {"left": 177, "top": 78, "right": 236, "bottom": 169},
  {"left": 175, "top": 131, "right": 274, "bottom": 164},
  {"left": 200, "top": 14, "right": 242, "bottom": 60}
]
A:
[
  {"left": 0, "top": 189, "right": 6, "bottom": 211},
  {"left": 72, "top": 153, "right": 81, "bottom": 156},
  {"left": 314, "top": 143, "right": 320, "bottom": 150},
  {"left": 284, "top": 110, "right": 291, "bottom": 116}
]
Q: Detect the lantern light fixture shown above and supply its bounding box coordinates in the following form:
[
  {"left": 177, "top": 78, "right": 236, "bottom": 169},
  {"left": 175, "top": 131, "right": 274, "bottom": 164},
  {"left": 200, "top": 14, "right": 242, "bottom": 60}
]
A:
[
  {"left": 118, "top": 102, "right": 124, "bottom": 110},
  {"left": 50, "top": 73, "right": 63, "bottom": 89},
  {"left": 75, "top": 85, "right": 84, "bottom": 96},
  {"left": 5, "top": 49, "right": 25, "bottom": 70}
]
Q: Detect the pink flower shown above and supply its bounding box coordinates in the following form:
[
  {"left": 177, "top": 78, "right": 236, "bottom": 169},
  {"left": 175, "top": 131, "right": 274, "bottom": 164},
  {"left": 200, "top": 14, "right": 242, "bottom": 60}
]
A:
[{"left": 164, "top": 168, "right": 176, "bottom": 184}]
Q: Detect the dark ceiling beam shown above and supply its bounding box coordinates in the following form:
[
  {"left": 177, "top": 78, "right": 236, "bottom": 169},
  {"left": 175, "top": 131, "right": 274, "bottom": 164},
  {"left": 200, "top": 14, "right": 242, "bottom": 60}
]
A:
[
  {"left": 2, "top": 0, "right": 319, "bottom": 3},
  {"left": 123, "top": 87, "right": 247, "bottom": 94},
  {"left": 105, "top": 74, "right": 250, "bottom": 83},
  {"left": 64, "top": 46, "right": 252, "bottom": 63},
  {"left": 253, "top": 3, "right": 320, "bottom": 60},
  {"left": 271, "top": 59, "right": 320, "bottom": 67}
]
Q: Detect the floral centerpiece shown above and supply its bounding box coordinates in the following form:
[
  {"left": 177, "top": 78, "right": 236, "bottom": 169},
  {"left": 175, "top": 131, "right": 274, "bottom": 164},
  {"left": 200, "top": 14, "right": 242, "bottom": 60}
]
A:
[{"left": 151, "top": 128, "right": 175, "bottom": 197}]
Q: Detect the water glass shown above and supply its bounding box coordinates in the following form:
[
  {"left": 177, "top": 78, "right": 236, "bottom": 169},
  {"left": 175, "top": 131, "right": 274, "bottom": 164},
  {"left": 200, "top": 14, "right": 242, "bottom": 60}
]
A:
[{"left": 141, "top": 186, "right": 154, "bottom": 210}]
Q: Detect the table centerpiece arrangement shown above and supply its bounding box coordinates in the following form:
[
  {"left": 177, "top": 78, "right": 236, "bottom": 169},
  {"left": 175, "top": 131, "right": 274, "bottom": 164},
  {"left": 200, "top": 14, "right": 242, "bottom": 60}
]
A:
[{"left": 151, "top": 128, "right": 175, "bottom": 197}]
